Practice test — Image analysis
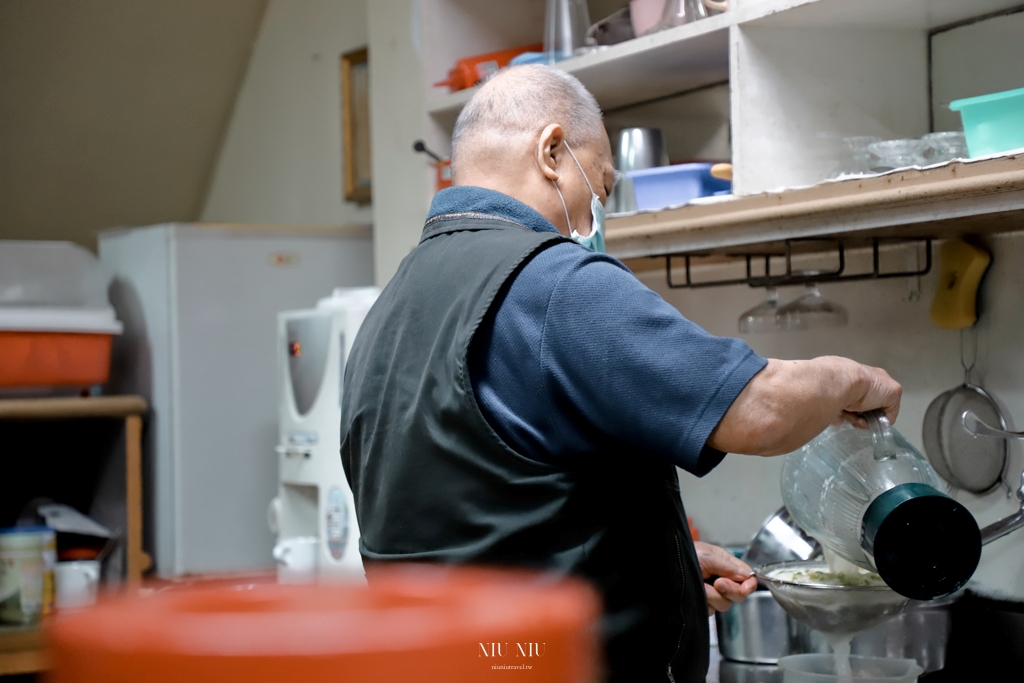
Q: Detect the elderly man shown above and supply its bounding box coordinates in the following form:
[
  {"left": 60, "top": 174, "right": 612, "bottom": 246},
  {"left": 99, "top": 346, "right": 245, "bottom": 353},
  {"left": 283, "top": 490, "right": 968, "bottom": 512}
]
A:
[{"left": 341, "top": 65, "right": 901, "bottom": 683}]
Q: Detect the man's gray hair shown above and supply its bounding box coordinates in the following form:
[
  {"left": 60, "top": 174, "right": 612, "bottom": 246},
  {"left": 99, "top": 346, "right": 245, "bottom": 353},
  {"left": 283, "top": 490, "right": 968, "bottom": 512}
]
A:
[{"left": 450, "top": 65, "right": 604, "bottom": 172}]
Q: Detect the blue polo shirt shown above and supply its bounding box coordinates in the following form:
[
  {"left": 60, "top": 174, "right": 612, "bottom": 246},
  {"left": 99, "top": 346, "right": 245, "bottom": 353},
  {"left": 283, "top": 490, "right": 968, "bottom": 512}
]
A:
[{"left": 429, "top": 186, "right": 767, "bottom": 476}]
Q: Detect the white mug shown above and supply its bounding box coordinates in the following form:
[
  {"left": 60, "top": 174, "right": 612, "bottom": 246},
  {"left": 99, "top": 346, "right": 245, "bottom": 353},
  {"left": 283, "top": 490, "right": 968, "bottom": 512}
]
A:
[
  {"left": 272, "top": 536, "right": 318, "bottom": 584},
  {"left": 54, "top": 561, "right": 100, "bottom": 610}
]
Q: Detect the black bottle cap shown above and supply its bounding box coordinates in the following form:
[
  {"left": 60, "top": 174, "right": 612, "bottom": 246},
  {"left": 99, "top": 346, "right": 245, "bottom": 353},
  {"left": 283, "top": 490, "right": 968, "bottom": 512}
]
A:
[{"left": 862, "top": 483, "right": 981, "bottom": 600}]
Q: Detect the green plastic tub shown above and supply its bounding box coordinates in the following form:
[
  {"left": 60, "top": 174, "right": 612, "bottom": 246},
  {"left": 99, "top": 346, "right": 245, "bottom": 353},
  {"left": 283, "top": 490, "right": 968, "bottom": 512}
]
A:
[{"left": 949, "top": 86, "right": 1024, "bottom": 158}]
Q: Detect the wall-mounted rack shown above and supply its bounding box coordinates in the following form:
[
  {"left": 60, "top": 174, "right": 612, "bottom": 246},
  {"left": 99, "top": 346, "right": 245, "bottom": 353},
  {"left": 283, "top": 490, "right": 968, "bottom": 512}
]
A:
[
  {"left": 607, "top": 155, "right": 1024, "bottom": 280},
  {"left": 665, "top": 237, "right": 932, "bottom": 289}
]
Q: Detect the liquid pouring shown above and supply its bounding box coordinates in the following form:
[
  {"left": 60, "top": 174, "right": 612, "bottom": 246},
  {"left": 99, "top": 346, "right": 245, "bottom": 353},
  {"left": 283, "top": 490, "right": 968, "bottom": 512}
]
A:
[
  {"left": 779, "top": 411, "right": 982, "bottom": 601},
  {"left": 758, "top": 412, "right": 983, "bottom": 681}
]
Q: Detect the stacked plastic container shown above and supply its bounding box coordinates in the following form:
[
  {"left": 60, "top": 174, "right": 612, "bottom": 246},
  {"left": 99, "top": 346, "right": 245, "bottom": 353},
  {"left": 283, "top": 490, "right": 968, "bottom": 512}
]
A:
[{"left": 0, "top": 241, "right": 122, "bottom": 390}]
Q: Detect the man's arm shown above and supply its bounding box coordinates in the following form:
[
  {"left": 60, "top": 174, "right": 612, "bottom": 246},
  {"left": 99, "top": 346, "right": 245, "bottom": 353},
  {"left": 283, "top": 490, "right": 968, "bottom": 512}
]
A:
[{"left": 707, "top": 356, "right": 902, "bottom": 456}]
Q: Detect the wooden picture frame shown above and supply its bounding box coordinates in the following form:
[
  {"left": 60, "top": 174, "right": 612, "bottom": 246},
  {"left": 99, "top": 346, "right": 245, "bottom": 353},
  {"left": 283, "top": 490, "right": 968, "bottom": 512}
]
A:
[{"left": 341, "top": 47, "right": 371, "bottom": 205}]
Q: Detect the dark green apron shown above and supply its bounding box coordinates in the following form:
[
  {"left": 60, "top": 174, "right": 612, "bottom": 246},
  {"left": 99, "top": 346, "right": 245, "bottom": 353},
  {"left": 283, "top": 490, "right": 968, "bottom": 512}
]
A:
[{"left": 341, "top": 213, "right": 710, "bottom": 682}]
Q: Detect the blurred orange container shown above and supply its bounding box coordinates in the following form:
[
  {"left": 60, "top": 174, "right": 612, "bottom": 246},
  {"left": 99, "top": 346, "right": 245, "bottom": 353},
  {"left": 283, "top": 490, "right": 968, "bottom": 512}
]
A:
[
  {"left": 0, "top": 241, "right": 122, "bottom": 388},
  {"left": 48, "top": 565, "right": 601, "bottom": 683},
  {"left": 434, "top": 43, "right": 543, "bottom": 91},
  {"left": 0, "top": 331, "right": 114, "bottom": 387}
]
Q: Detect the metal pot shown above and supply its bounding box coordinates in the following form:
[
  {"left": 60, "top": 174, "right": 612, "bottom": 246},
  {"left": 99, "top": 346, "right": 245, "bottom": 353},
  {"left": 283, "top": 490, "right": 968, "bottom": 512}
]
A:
[
  {"left": 798, "top": 596, "right": 954, "bottom": 674},
  {"left": 717, "top": 589, "right": 955, "bottom": 673},
  {"left": 716, "top": 591, "right": 799, "bottom": 664}
]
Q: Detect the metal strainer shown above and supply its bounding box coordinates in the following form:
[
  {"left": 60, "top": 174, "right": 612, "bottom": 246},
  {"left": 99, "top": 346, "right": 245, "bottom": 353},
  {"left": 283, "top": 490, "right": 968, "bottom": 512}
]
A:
[
  {"left": 755, "top": 561, "right": 909, "bottom": 637},
  {"left": 923, "top": 328, "right": 1008, "bottom": 494}
]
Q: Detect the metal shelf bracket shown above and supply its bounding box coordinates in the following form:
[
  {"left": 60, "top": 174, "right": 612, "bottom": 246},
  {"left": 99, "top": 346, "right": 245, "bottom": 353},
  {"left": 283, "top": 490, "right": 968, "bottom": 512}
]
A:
[{"left": 665, "top": 237, "right": 932, "bottom": 289}]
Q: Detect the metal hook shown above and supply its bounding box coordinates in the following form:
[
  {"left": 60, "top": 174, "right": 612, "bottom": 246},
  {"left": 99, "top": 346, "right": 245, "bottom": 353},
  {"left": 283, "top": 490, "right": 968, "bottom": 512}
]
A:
[{"left": 960, "top": 327, "right": 977, "bottom": 385}]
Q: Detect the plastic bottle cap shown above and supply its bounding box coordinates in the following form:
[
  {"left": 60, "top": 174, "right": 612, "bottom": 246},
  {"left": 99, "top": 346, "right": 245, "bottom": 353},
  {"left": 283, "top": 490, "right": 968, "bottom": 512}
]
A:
[{"left": 861, "top": 483, "right": 981, "bottom": 600}]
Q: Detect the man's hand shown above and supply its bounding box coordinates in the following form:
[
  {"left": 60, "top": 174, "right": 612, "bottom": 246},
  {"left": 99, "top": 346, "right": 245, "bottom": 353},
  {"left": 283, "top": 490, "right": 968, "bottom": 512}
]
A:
[{"left": 695, "top": 541, "right": 757, "bottom": 616}]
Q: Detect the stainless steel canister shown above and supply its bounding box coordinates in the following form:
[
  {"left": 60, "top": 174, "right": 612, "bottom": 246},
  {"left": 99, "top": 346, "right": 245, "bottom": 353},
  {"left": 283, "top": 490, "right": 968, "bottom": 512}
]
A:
[{"left": 609, "top": 127, "right": 666, "bottom": 213}]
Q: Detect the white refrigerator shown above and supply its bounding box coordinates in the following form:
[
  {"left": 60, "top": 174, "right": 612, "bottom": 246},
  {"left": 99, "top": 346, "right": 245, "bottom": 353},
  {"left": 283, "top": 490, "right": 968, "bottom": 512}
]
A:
[{"left": 99, "top": 224, "right": 374, "bottom": 578}]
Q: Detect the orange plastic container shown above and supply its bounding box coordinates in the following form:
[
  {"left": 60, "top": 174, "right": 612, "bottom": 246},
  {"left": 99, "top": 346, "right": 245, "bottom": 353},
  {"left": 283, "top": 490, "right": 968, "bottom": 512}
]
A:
[
  {"left": 48, "top": 565, "right": 601, "bottom": 683},
  {"left": 0, "top": 331, "right": 113, "bottom": 387},
  {"left": 434, "top": 43, "right": 544, "bottom": 91},
  {"left": 0, "top": 241, "right": 122, "bottom": 388}
]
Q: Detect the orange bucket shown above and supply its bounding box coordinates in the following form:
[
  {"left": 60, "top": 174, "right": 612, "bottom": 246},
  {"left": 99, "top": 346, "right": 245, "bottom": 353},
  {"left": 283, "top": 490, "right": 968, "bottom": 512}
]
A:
[
  {"left": 0, "top": 331, "right": 113, "bottom": 388},
  {"left": 47, "top": 565, "right": 601, "bottom": 683}
]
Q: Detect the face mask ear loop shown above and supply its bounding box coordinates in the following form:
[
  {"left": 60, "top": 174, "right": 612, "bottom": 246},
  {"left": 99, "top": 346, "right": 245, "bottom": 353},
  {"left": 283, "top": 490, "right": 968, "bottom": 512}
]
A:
[
  {"left": 563, "top": 142, "right": 595, "bottom": 196},
  {"left": 551, "top": 179, "right": 572, "bottom": 235}
]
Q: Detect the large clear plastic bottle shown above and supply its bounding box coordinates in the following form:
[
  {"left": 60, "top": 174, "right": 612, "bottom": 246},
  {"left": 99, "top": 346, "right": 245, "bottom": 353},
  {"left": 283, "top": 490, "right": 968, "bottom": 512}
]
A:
[{"left": 781, "top": 413, "right": 981, "bottom": 599}]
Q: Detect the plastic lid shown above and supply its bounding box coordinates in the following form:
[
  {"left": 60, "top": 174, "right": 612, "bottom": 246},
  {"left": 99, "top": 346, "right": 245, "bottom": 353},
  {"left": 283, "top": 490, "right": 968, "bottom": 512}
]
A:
[
  {"left": 861, "top": 484, "right": 981, "bottom": 600},
  {"left": 0, "top": 241, "right": 111, "bottom": 309},
  {"left": 47, "top": 565, "right": 599, "bottom": 683},
  {"left": 950, "top": 85, "right": 1024, "bottom": 111},
  {"left": 0, "top": 306, "right": 122, "bottom": 334}
]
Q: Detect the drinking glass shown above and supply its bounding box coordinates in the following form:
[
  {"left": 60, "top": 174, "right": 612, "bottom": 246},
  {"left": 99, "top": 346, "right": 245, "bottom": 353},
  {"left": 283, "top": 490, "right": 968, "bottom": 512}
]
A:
[
  {"left": 659, "top": 0, "right": 712, "bottom": 29},
  {"left": 776, "top": 283, "right": 847, "bottom": 330},
  {"left": 737, "top": 288, "right": 780, "bottom": 333},
  {"left": 829, "top": 136, "right": 881, "bottom": 178},
  {"left": 867, "top": 139, "right": 929, "bottom": 172},
  {"left": 922, "top": 132, "right": 968, "bottom": 164},
  {"left": 544, "top": 0, "right": 591, "bottom": 63}
]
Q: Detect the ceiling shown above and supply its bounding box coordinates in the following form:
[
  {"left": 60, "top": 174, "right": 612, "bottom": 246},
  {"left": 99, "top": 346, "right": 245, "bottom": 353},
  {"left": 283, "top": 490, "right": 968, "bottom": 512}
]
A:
[{"left": 0, "top": 0, "right": 268, "bottom": 248}]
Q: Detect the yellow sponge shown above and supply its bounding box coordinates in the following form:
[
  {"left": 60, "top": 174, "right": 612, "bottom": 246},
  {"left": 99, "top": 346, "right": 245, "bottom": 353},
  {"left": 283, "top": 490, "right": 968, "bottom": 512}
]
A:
[{"left": 930, "top": 241, "right": 991, "bottom": 330}]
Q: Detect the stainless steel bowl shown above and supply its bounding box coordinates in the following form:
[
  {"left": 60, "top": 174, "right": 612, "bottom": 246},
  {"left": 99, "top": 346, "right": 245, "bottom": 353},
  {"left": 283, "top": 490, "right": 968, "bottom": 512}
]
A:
[
  {"left": 742, "top": 507, "right": 821, "bottom": 568},
  {"left": 717, "top": 591, "right": 954, "bottom": 673}
]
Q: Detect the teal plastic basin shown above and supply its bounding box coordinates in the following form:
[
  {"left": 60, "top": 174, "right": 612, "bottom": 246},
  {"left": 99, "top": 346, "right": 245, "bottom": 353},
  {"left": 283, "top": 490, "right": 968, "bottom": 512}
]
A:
[{"left": 949, "top": 86, "right": 1024, "bottom": 158}]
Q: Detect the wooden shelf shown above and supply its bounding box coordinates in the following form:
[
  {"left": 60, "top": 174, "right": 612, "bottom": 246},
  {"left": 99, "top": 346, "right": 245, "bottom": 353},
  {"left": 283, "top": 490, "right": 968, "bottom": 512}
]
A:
[
  {"left": 0, "top": 624, "right": 45, "bottom": 676},
  {"left": 427, "top": 13, "right": 730, "bottom": 128},
  {"left": 0, "top": 395, "right": 147, "bottom": 420},
  {"left": 606, "top": 154, "right": 1024, "bottom": 260},
  {"left": 0, "top": 395, "right": 151, "bottom": 674}
]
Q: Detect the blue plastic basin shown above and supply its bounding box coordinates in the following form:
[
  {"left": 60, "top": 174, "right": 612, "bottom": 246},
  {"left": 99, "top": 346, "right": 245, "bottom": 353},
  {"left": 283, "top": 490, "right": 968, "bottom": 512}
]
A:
[{"left": 625, "top": 163, "right": 731, "bottom": 212}]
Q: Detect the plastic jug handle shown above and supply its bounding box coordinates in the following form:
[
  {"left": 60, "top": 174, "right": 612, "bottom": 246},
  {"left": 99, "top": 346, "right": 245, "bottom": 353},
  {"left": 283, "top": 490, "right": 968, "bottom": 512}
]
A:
[{"left": 864, "top": 410, "right": 898, "bottom": 461}]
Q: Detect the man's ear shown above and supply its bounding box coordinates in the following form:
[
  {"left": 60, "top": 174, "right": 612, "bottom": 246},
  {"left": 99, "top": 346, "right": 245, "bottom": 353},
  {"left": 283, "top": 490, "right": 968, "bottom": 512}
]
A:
[{"left": 536, "top": 123, "right": 564, "bottom": 181}]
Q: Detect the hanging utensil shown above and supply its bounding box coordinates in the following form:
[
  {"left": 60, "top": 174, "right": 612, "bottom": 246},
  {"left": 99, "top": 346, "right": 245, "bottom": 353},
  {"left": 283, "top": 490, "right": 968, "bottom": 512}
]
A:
[
  {"left": 921, "top": 241, "right": 1006, "bottom": 495},
  {"left": 935, "top": 329, "right": 1009, "bottom": 495}
]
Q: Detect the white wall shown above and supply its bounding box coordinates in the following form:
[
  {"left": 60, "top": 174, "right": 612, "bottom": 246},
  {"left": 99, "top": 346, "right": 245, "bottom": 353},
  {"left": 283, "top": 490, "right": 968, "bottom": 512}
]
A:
[
  {"left": 637, "top": 234, "right": 1024, "bottom": 599},
  {"left": 366, "top": 0, "right": 433, "bottom": 285},
  {"left": 201, "top": 0, "right": 372, "bottom": 227},
  {"left": 931, "top": 10, "right": 1024, "bottom": 133}
]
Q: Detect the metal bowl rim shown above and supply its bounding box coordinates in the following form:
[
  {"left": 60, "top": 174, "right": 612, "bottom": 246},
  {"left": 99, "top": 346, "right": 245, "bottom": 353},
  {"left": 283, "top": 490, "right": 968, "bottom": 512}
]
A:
[{"left": 754, "top": 560, "right": 898, "bottom": 593}]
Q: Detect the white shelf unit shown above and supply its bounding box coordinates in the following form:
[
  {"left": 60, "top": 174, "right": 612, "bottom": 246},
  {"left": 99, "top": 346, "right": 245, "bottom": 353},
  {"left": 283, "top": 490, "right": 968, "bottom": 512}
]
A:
[
  {"left": 735, "top": 0, "right": 1024, "bottom": 29},
  {"left": 427, "top": 12, "right": 731, "bottom": 129},
  {"left": 370, "top": 0, "right": 1024, "bottom": 284},
  {"left": 424, "top": 0, "right": 1024, "bottom": 191}
]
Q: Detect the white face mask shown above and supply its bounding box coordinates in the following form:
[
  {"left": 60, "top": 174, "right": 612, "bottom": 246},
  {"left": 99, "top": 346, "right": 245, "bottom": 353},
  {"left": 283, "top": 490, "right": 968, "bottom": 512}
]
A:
[{"left": 551, "top": 142, "right": 606, "bottom": 254}]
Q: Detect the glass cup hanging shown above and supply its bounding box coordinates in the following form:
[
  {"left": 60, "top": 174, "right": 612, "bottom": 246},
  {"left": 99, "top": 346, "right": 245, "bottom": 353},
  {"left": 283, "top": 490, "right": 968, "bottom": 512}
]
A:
[
  {"left": 737, "top": 288, "right": 780, "bottom": 333},
  {"left": 776, "top": 282, "right": 848, "bottom": 330}
]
